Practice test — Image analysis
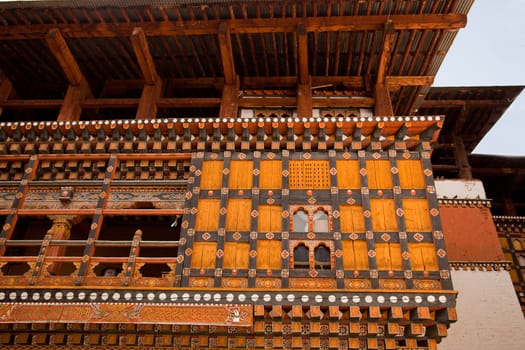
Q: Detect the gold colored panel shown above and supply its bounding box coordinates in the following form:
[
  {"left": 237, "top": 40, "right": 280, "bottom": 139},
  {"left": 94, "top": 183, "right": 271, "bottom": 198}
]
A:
[
  {"left": 201, "top": 160, "right": 224, "bottom": 189},
  {"left": 409, "top": 242, "right": 438, "bottom": 271},
  {"left": 403, "top": 199, "right": 432, "bottom": 232},
  {"left": 195, "top": 199, "right": 220, "bottom": 231},
  {"left": 370, "top": 199, "right": 398, "bottom": 232},
  {"left": 258, "top": 205, "right": 282, "bottom": 232},
  {"left": 256, "top": 240, "right": 282, "bottom": 269},
  {"left": 191, "top": 242, "right": 217, "bottom": 269},
  {"left": 375, "top": 242, "right": 403, "bottom": 270},
  {"left": 340, "top": 205, "right": 365, "bottom": 232},
  {"left": 336, "top": 159, "right": 360, "bottom": 188},
  {"left": 342, "top": 240, "right": 369, "bottom": 270},
  {"left": 366, "top": 160, "right": 392, "bottom": 189},
  {"left": 223, "top": 242, "right": 250, "bottom": 269},
  {"left": 397, "top": 159, "right": 425, "bottom": 189},
  {"left": 229, "top": 160, "right": 253, "bottom": 189},
  {"left": 260, "top": 160, "right": 282, "bottom": 189},
  {"left": 226, "top": 199, "right": 252, "bottom": 231}
]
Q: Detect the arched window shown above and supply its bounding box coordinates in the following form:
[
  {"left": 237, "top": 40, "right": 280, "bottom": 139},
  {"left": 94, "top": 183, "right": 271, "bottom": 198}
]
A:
[
  {"left": 314, "top": 244, "right": 331, "bottom": 270},
  {"left": 293, "top": 244, "right": 309, "bottom": 269},
  {"left": 293, "top": 209, "right": 309, "bottom": 232},
  {"left": 313, "top": 209, "right": 329, "bottom": 233}
]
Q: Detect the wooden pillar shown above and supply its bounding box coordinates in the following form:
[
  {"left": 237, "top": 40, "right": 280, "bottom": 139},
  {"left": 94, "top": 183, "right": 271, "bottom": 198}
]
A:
[
  {"left": 453, "top": 134, "right": 472, "bottom": 179},
  {"left": 297, "top": 23, "right": 312, "bottom": 118},
  {"left": 374, "top": 83, "right": 394, "bottom": 116},
  {"left": 0, "top": 74, "right": 13, "bottom": 117},
  {"left": 46, "top": 216, "right": 73, "bottom": 275},
  {"left": 219, "top": 78, "right": 239, "bottom": 119}
]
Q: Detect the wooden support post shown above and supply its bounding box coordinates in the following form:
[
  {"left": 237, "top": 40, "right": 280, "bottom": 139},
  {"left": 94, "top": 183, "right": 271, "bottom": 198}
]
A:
[
  {"left": 453, "top": 134, "right": 472, "bottom": 179},
  {"left": 373, "top": 83, "right": 394, "bottom": 116},
  {"left": 219, "top": 78, "right": 240, "bottom": 119},
  {"left": 0, "top": 74, "right": 14, "bottom": 117},
  {"left": 131, "top": 27, "right": 162, "bottom": 119},
  {"left": 297, "top": 23, "right": 312, "bottom": 118},
  {"left": 45, "top": 28, "right": 92, "bottom": 121},
  {"left": 45, "top": 216, "right": 73, "bottom": 275}
]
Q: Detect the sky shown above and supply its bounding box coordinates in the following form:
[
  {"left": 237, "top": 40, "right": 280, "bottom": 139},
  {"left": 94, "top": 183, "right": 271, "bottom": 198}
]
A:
[{"left": 434, "top": 0, "right": 525, "bottom": 156}]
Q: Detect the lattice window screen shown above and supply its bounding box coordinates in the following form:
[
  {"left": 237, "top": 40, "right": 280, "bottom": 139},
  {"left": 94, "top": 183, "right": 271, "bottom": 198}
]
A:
[{"left": 289, "top": 160, "right": 330, "bottom": 189}]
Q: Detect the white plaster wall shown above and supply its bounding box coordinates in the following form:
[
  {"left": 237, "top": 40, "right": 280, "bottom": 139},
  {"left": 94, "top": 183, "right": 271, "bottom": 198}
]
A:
[
  {"left": 439, "top": 269, "right": 525, "bottom": 350},
  {"left": 435, "top": 179, "right": 486, "bottom": 199}
]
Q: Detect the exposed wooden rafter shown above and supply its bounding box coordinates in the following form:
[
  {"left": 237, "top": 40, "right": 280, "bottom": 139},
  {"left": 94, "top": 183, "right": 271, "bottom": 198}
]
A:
[
  {"left": 296, "top": 23, "right": 312, "bottom": 118},
  {"left": 373, "top": 21, "right": 396, "bottom": 116},
  {"left": 45, "top": 28, "right": 92, "bottom": 121}
]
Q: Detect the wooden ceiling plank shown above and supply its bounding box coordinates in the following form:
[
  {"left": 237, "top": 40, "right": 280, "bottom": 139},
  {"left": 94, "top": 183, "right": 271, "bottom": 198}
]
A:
[
  {"left": 130, "top": 27, "right": 159, "bottom": 85},
  {"left": 218, "top": 23, "right": 236, "bottom": 85},
  {"left": 0, "top": 14, "right": 467, "bottom": 40}
]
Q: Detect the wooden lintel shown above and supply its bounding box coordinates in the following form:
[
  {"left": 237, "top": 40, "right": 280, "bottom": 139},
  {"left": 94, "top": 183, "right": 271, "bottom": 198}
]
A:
[
  {"left": 376, "top": 21, "right": 395, "bottom": 85},
  {"left": 45, "top": 28, "right": 85, "bottom": 86},
  {"left": 130, "top": 27, "right": 159, "bottom": 85},
  {"left": 297, "top": 23, "right": 309, "bottom": 85},
  {"left": 297, "top": 77, "right": 312, "bottom": 119},
  {"left": 373, "top": 83, "right": 394, "bottom": 116},
  {"left": 0, "top": 14, "right": 467, "bottom": 40},
  {"left": 219, "top": 79, "right": 240, "bottom": 119},
  {"left": 218, "top": 23, "right": 236, "bottom": 85}
]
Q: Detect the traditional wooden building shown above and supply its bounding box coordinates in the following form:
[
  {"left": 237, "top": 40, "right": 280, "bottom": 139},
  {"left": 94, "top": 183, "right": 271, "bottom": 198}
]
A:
[{"left": 2, "top": 0, "right": 522, "bottom": 349}]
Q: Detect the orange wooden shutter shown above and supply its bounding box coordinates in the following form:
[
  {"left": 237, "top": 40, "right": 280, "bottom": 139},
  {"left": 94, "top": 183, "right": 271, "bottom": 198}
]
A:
[
  {"left": 200, "top": 160, "right": 224, "bottom": 189},
  {"left": 366, "top": 160, "right": 392, "bottom": 189},
  {"left": 226, "top": 199, "right": 252, "bottom": 231},
  {"left": 336, "top": 160, "right": 361, "bottom": 189},
  {"left": 260, "top": 160, "right": 282, "bottom": 189},
  {"left": 342, "top": 240, "right": 369, "bottom": 270},
  {"left": 375, "top": 242, "right": 403, "bottom": 270},
  {"left": 191, "top": 242, "right": 217, "bottom": 269},
  {"left": 256, "top": 240, "right": 282, "bottom": 269},
  {"left": 223, "top": 242, "right": 250, "bottom": 269},
  {"left": 229, "top": 160, "right": 253, "bottom": 189},
  {"left": 258, "top": 205, "right": 282, "bottom": 232},
  {"left": 403, "top": 199, "right": 432, "bottom": 232},
  {"left": 397, "top": 159, "right": 425, "bottom": 189},
  {"left": 409, "top": 242, "right": 438, "bottom": 271},
  {"left": 370, "top": 199, "right": 398, "bottom": 232},
  {"left": 340, "top": 205, "right": 365, "bottom": 232},
  {"left": 195, "top": 199, "right": 220, "bottom": 231}
]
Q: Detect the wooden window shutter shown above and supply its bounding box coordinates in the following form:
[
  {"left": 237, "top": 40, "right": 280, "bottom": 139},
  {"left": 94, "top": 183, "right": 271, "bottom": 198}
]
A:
[
  {"left": 195, "top": 199, "right": 220, "bottom": 231},
  {"left": 226, "top": 199, "right": 252, "bottom": 231},
  {"left": 366, "top": 160, "right": 392, "bottom": 189},
  {"left": 370, "top": 199, "right": 398, "bottom": 232},
  {"left": 229, "top": 160, "right": 253, "bottom": 189},
  {"left": 340, "top": 205, "right": 365, "bottom": 232},
  {"left": 375, "top": 242, "right": 403, "bottom": 270},
  {"left": 223, "top": 242, "right": 250, "bottom": 269},
  {"left": 191, "top": 242, "right": 217, "bottom": 269},
  {"left": 256, "top": 240, "right": 282, "bottom": 269},
  {"left": 336, "top": 160, "right": 361, "bottom": 189},
  {"left": 409, "top": 242, "right": 438, "bottom": 271},
  {"left": 258, "top": 205, "right": 282, "bottom": 232},
  {"left": 403, "top": 199, "right": 432, "bottom": 232},
  {"left": 397, "top": 160, "right": 425, "bottom": 189},
  {"left": 260, "top": 160, "right": 282, "bottom": 189},
  {"left": 342, "top": 240, "right": 369, "bottom": 270},
  {"left": 201, "top": 160, "right": 224, "bottom": 189}
]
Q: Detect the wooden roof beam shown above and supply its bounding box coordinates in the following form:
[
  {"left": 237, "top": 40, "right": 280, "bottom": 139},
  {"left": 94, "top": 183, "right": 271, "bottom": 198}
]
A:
[
  {"left": 130, "top": 27, "right": 159, "bottom": 85},
  {"left": 296, "top": 23, "right": 312, "bottom": 118},
  {"left": 0, "top": 14, "right": 467, "bottom": 40},
  {"left": 130, "top": 27, "right": 162, "bottom": 119},
  {"left": 420, "top": 99, "right": 512, "bottom": 108},
  {"left": 45, "top": 28, "right": 92, "bottom": 121}
]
